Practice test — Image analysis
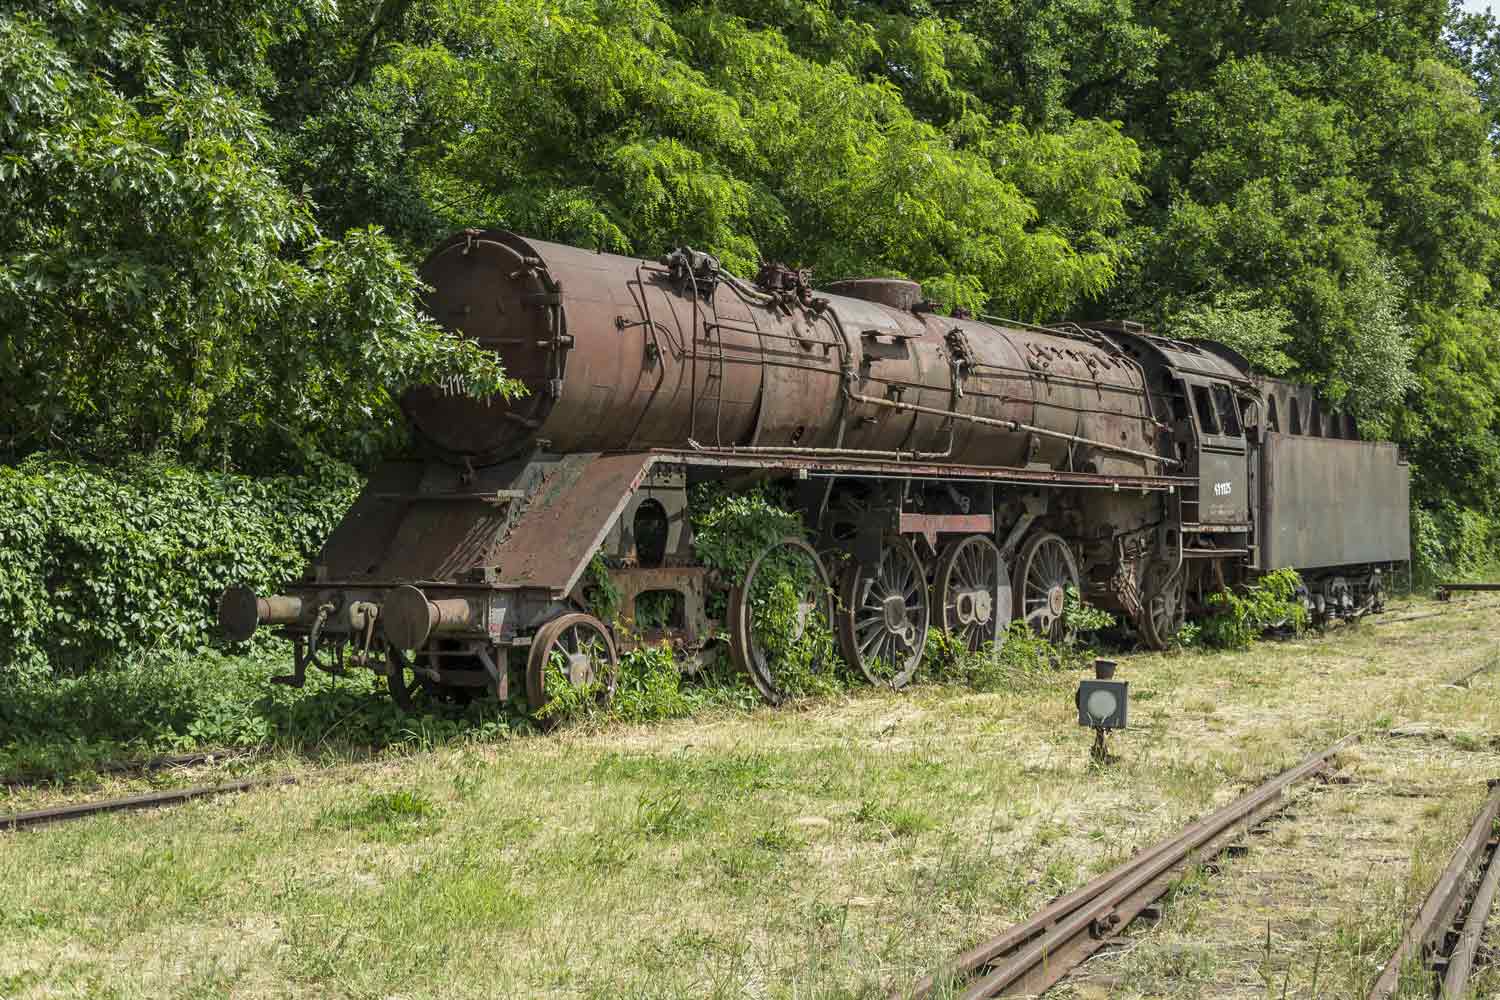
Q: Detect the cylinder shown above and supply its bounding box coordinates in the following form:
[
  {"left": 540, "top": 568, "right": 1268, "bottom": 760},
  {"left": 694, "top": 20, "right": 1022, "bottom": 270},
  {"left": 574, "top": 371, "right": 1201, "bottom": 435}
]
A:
[
  {"left": 381, "top": 585, "right": 474, "bottom": 650},
  {"left": 218, "top": 587, "right": 302, "bottom": 642}
]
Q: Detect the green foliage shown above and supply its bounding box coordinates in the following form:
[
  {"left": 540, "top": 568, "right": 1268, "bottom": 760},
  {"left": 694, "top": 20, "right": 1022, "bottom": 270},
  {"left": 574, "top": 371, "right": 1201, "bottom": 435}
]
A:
[
  {"left": 614, "top": 641, "right": 693, "bottom": 722},
  {"left": 0, "top": 455, "right": 358, "bottom": 676},
  {"left": 9, "top": 0, "right": 1500, "bottom": 687},
  {"left": 0, "top": 644, "right": 517, "bottom": 780},
  {"left": 1063, "top": 585, "right": 1115, "bottom": 634},
  {"left": 1168, "top": 292, "right": 1296, "bottom": 377},
  {"left": 582, "top": 555, "right": 624, "bottom": 624},
  {"left": 1200, "top": 569, "right": 1308, "bottom": 650},
  {"left": 1411, "top": 502, "right": 1499, "bottom": 583},
  {"left": 921, "top": 621, "right": 1067, "bottom": 691},
  {"left": 689, "top": 485, "right": 804, "bottom": 585},
  {"left": 531, "top": 637, "right": 762, "bottom": 728},
  {"left": 319, "top": 790, "right": 440, "bottom": 841},
  {"left": 0, "top": 7, "right": 518, "bottom": 469},
  {"left": 1168, "top": 620, "right": 1202, "bottom": 652},
  {"left": 690, "top": 485, "right": 844, "bottom": 695}
]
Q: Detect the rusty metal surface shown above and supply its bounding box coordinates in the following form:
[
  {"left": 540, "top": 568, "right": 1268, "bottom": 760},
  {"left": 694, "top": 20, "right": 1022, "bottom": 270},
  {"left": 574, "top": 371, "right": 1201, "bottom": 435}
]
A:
[
  {"left": 1367, "top": 781, "right": 1500, "bottom": 1000},
  {"left": 492, "top": 452, "right": 657, "bottom": 596},
  {"left": 1441, "top": 829, "right": 1500, "bottom": 998},
  {"left": 899, "top": 512, "right": 995, "bottom": 551},
  {"left": 654, "top": 449, "right": 1191, "bottom": 491},
  {"left": 903, "top": 734, "right": 1358, "bottom": 1000},
  {"left": 408, "top": 229, "right": 1168, "bottom": 478},
  {"left": 1261, "top": 432, "right": 1410, "bottom": 570},
  {"left": 821, "top": 277, "right": 923, "bottom": 310},
  {"left": 604, "top": 566, "right": 710, "bottom": 647},
  {"left": 1436, "top": 582, "right": 1500, "bottom": 600}
]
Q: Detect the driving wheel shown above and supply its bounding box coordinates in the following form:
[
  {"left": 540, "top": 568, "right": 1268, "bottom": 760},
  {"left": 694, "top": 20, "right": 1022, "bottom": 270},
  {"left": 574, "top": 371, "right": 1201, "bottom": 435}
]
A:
[
  {"left": 836, "top": 535, "right": 930, "bottom": 688},
  {"left": 934, "top": 534, "right": 1010, "bottom": 653},
  {"left": 727, "top": 537, "right": 835, "bottom": 705},
  {"left": 1139, "top": 560, "right": 1185, "bottom": 650},
  {"left": 1013, "top": 531, "right": 1080, "bottom": 644}
]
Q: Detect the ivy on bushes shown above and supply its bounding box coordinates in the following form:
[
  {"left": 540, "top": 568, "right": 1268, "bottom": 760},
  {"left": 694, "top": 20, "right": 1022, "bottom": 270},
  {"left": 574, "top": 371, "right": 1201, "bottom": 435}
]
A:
[{"left": 0, "top": 455, "right": 358, "bottom": 677}]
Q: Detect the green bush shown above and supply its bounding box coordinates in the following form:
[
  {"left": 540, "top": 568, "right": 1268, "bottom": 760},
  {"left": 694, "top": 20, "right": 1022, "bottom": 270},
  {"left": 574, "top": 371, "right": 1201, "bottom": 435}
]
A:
[
  {"left": 0, "top": 454, "right": 359, "bottom": 676},
  {"left": 688, "top": 484, "right": 803, "bottom": 586},
  {"left": 1410, "top": 502, "right": 1499, "bottom": 585},
  {"left": 1200, "top": 568, "right": 1308, "bottom": 649},
  {"left": 920, "top": 622, "right": 1067, "bottom": 691}
]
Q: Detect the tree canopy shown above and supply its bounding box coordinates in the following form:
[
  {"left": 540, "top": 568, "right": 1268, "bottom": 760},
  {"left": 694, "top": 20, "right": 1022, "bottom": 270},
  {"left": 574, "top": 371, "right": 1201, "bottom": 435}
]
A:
[{"left": 3, "top": 0, "right": 1499, "bottom": 519}]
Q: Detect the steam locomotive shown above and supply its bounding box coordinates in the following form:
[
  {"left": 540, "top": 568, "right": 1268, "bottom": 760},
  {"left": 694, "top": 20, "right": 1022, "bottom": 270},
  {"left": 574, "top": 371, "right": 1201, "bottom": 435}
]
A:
[{"left": 218, "top": 230, "right": 1410, "bottom": 712}]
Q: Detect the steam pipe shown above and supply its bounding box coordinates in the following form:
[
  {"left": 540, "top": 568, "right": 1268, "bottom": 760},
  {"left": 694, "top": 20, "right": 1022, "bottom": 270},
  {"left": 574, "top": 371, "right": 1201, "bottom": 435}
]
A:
[{"left": 842, "top": 387, "right": 1180, "bottom": 468}]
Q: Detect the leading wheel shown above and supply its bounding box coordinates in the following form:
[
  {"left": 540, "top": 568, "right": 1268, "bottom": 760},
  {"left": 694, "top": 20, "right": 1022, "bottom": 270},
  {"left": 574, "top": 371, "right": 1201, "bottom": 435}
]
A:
[
  {"left": 526, "top": 613, "right": 618, "bottom": 727},
  {"left": 935, "top": 534, "right": 1010, "bottom": 653},
  {"left": 1014, "top": 531, "right": 1080, "bottom": 644},
  {"left": 837, "top": 535, "right": 930, "bottom": 689},
  {"left": 728, "top": 537, "right": 835, "bottom": 705},
  {"left": 1139, "top": 560, "right": 1185, "bottom": 650}
]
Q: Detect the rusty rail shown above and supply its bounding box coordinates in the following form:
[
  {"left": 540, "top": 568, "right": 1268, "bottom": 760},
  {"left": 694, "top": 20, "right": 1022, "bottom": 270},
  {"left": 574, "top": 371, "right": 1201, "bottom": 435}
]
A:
[
  {"left": 1, "top": 775, "right": 297, "bottom": 832},
  {"left": 900, "top": 735, "right": 1358, "bottom": 1000},
  {"left": 1436, "top": 582, "right": 1500, "bottom": 601},
  {"left": 1367, "top": 780, "right": 1500, "bottom": 1000}
]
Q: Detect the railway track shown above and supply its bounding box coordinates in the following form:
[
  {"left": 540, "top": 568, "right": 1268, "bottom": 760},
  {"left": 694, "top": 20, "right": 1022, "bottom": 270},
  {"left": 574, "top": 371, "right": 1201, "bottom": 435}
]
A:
[
  {"left": 1, "top": 746, "right": 263, "bottom": 789},
  {"left": 1, "top": 774, "right": 297, "bottom": 831},
  {"left": 1367, "top": 780, "right": 1500, "bottom": 1000},
  {"left": 899, "top": 735, "right": 1357, "bottom": 1000}
]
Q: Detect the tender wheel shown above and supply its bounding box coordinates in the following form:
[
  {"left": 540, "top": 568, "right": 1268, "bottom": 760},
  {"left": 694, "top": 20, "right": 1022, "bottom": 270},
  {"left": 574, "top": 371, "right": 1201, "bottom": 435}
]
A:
[
  {"left": 935, "top": 535, "right": 1011, "bottom": 653},
  {"left": 386, "top": 647, "right": 428, "bottom": 712},
  {"left": 728, "top": 537, "right": 835, "bottom": 705},
  {"left": 526, "top": 613, "right": 618, "bottom": 726},
  {"left": 837, "top": 535, "right": 930, "bottom": 689},
  {"left": 1139, "top": 560, "right": 1185, "bottom": 650},
  {"left": 1014, "top": 531, "right": 1081, "bottom": 644}
]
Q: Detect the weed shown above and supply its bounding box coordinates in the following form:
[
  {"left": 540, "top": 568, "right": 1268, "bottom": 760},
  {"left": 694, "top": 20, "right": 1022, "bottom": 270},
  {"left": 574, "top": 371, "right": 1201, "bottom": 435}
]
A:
[
  {"left": 853, "top": 799, "right": 933, "bottom": 839},
  {"left": 634, "top": 791, "right": 707, "bottom": 838},
  {"left": 317, "top": 789, "right": 440, "bottom": 841},
  {"left": 1063, "top": 585, "right": 1115, "bottom": 634},
  {"left": 1201, "top": 568, "right": 1308, "bottom": 648},
  {"left": 920, "top": 621, "right": 1070, "bottom": 691}
]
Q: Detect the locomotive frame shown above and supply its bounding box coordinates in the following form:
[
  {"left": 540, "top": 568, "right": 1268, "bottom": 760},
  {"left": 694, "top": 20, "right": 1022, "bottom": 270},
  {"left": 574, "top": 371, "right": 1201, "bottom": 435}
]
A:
[{"left": 218, "top": 229, "right": 1410, "bottom": 714}]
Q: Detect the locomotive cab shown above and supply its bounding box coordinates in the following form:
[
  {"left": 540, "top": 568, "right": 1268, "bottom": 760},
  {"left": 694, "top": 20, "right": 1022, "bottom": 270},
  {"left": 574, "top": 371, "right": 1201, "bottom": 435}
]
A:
[{"left": 1180, "top": 377, "right": 1249, "bottom": 527}]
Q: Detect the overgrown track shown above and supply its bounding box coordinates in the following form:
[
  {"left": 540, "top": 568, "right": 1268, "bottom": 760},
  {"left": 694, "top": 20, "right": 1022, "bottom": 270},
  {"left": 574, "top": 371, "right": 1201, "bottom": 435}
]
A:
[
  {"left": 1367, "top": 780, "right": 1500, "bottom": 1000},
  {"left": 900, "top": 735, "right": 1358, "bottom": 1000},
  {"left": 1, "top": 747, "right": 263, "bottom": 790},
  {"left": 1, "top": 775, "right": 296, "bottom": 832}
]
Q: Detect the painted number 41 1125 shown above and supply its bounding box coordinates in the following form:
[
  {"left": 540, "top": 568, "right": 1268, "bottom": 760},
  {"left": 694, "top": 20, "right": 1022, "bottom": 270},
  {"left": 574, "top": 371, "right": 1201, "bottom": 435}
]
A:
[{"left": 1213, "top": 481, "right": 1233, "bottom": 496}]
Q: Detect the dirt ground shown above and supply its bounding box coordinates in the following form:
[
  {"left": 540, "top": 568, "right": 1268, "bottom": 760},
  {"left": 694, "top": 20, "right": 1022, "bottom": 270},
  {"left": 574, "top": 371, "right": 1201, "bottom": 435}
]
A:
[{"left": 4, "top": 597, "right": 1500, "bottom": 999}]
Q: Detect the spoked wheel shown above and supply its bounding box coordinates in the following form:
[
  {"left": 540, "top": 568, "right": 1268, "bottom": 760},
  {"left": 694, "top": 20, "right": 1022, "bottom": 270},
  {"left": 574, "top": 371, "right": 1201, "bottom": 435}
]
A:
[
  {"left": 837, "top": 535, "right": 930, "bottom": 689},
  {"left": 728, "top": 537, "right": 835, "bottom": 705},
  {"left": 1014, "top": 531, "right": 1081, "bottom": 644},
  {"left": 525, "top": 613, "right": 618, "bottom": 727},
  {"left": 1139, "top": 560, "right": 1185, "bottom": 650},
  {"left": 386, "top": 646, "right": 431, "bottom": 712},
  {"left": 935, "top": 535, "right": 1011, "bottom": 653}
]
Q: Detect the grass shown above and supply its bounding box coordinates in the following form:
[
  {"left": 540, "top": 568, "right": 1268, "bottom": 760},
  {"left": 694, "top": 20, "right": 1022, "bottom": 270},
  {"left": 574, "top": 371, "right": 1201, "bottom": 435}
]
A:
[{"left": 4, "top": 595, "right": 1500, "bottom": 997}]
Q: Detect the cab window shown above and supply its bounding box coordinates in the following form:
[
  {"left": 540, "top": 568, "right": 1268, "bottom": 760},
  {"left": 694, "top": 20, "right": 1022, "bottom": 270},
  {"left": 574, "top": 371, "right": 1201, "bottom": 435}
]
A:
[
  {"left": 1191, "top": 385, "right": 1219, "bottom": 434},
  {"left": 1212, "top": 385, "right": 1242, "bottom": 436}
]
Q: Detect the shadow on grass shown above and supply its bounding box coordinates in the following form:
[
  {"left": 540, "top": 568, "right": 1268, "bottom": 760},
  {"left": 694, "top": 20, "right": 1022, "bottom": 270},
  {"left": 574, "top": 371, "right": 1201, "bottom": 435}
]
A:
[{"left": 0, "top": 644, "right": 527, "bottom": 784}]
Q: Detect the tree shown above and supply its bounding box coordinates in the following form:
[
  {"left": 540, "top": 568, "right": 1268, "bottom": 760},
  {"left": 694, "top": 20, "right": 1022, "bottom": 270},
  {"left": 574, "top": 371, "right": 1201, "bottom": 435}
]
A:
[{"left": 0, "top": 5, "right": 514, "bottom": 471}]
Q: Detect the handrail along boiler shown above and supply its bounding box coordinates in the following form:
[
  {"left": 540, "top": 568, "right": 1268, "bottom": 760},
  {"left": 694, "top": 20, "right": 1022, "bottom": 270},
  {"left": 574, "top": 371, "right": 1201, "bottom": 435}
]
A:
[{"left": 218, "top": 230, "right": 1411, "bottom": 711}]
